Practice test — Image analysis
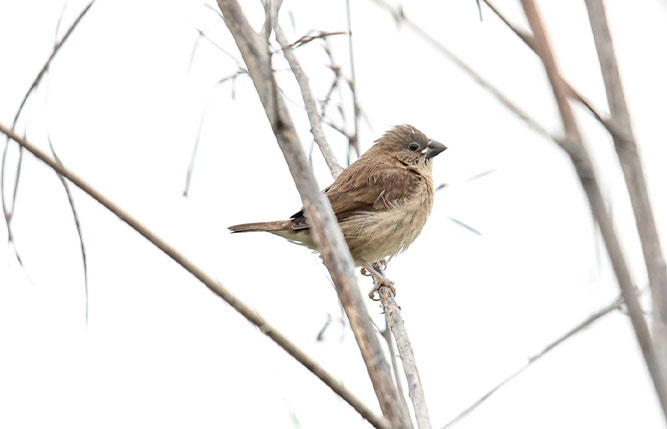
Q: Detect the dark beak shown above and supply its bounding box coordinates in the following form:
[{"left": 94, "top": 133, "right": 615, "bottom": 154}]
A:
[{"left": 424, "top": 140, "right": 447, "bottom": 160}]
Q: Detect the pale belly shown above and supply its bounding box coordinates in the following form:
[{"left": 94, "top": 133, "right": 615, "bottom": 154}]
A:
[{"left": 272, "top": 184, "right": 434, "bottom": 264}]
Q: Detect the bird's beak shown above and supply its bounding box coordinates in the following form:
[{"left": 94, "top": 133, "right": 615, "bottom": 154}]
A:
[{"left": 424, "top": 140, "right": 447, "bottom": 160}]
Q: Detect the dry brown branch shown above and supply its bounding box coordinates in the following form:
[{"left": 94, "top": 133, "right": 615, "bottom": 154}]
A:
[
  {"left": 0, "top": 122, "right": 390, "bottom": 429},
  {"left": 381, "top": 317, "right": 411, "bottom": 420},
  {"left": 584, "top": 0, "right": 667, "bottom": 392},
  {"left": 281, "top": 30, "right": 347, "bottom": 50},
  {"left": 215, "top": 0, "right": 408, "bottom": 426},
  {"left": 273, "top": 24, "right": 344, "bottom": 177},
  {"left": 367, "top": 0, "right": 556, "bottom": 144},
  {"left": 1, "top": 0, "right": 96, "bottom": 253},
  {"left": 375, "top": 265, "right": 430, "bottom": 429},
  {"left": 443, "top": 293, "right": 625, "bottom": 428},
  {"left": 520, "top": 0, "right": 667, "bottom": 418},
  {"left": 481, "top": 0, "right": 613, "bottom": 132}
]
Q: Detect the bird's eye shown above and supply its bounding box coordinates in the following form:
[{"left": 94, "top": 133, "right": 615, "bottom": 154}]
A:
[{"left": 408, "top": 142, "right": 420, "bottom": 151}]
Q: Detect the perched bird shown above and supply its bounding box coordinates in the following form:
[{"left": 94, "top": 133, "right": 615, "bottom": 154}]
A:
[{"left": 229, "top": 125, "right": 447, "bottom": 299}]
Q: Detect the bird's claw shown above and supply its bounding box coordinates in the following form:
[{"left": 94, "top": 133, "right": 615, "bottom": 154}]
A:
[
  {"left": 368, "top": 278, "right": 396, "bottom": 301},
  {"left": 360, "top": 267, "right": 371, "bottom": 277}
]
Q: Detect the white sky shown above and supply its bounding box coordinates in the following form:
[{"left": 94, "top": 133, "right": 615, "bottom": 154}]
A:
[{"left": 1, "top": 0, "right": 666, "bottom": 428}]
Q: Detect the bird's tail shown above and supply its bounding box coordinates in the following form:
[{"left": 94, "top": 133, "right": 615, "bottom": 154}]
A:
[{"left": 228, "top": 220, "right": 292, "bottom": 233}]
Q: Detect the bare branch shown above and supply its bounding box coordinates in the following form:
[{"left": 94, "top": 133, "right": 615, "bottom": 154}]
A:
[
  {"left": 443, "top": 294, "right": 625, "bottom": 428},
  {"left": 2, "top": 0, "right": 96, "bottom": 254},
  {"left": 381, "top": 317, "right": 411, "bottom": 420},
  {"left": 215, "top": 0, "right": 408, "bottom": 426},
  {"left": 281, "top": 30, "right": 347, "bottom": 51},
  {"left": 48, "top": 137, "right": 88, "bottom": 324},
  {"left": 345, "top": 0, "right": 361, "bottom": 160},
  {"left": 367, "top": 0, "right": 556, "bottom": 144},
  {"left": 584, "top": 0, "right": 667, "bottom": 393},
  {"left": 274, "top": 24, "right": 344, "bottom": 177},
  {"left": 481, "top": 1, "right": 613, "bottom": 132},
  {"left": 0, "top": 122, "right": 389, "bottom": 429},
  {"left": 375, "top": 264, "right": 430, "bottom": 429},
  {"left": 520, "top": 0, "right": 667, "bottom": 418}
]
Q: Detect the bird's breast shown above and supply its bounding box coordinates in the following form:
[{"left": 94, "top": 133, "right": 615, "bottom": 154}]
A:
[{"left": 341, "top": 177, "right": 434, "bottom": 262}]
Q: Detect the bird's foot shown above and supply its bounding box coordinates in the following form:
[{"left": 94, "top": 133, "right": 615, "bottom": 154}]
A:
[
  {"left": 357, "top": 259, "right": 396, "bottom": 301},
  {"left": 368, "top": 277, "right": 396, "bottom": 301}
]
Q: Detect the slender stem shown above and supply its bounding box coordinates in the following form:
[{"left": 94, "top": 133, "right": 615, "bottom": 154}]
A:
[
  {"left": 2, "top": 0, "right": 96, "bottom": 249},
  {"left": 345, "top": 0, "right": 361, "bottom": 160},
  {"left": 367, "top": 0, "right": 556, "bottom": 144},
  {"left": 520, "top": 0, "right": 667, "bottom": 419},
  {"left": 481, "top": 0, "right": 613, "bottom": 133},
  {"left": 274, "top": 24, "right": 343, "bottom": 178},
  {"left": 373, "top": 263, "right": 429, "bottom": 429},
  {"left": 584, "top": 0, "right": 667, "bottom": 395},
  {"left": 442, "top": 294, "right": 625, "bottom": 428}
]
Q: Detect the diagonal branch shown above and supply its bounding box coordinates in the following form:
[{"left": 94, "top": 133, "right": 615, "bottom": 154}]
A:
[
  {"left": 520, "top": 0, "right": 667, "bottom": 419},
  {"left": 584, "top": 0, "right": 667, "bottom": 392},
  {"left": 442, "top": 293, "right": 625, "bottom": 428},
  {"left": 0, "top": 122, "right": 389, "bottom": 429},
  {"left": 481, "top": 0, "right": 612, "bottom": 132},
  {"left": 215, "top": 0, "right": 408, "bottom": 426},
  {"left": 367, "top": 0, "right": 556, "bottom": 144}
]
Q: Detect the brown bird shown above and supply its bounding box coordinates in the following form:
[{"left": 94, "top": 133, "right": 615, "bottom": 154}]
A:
[{"left": 229, "top": 125, "right": 447, "bottom": 299}]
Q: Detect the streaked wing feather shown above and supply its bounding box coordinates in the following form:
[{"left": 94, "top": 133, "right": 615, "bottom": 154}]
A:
[{"left": 290, "top": 159, "right": 419, "bottom": 230}]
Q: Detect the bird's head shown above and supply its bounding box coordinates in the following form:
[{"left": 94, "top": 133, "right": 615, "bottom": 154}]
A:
[{"left": 367, "top": 124, "right": 447, "bottom": 167}]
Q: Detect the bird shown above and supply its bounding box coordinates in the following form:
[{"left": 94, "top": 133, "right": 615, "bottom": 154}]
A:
[{"left": 229, "top": 124, "right": 447, "bottom": 300}]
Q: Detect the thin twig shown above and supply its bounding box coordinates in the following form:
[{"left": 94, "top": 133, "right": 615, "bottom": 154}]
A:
[
  {"left": 520, "top": 0, "right": 667, "bottom": 418},
  {"left": 378, "top": 282, "right": 430, "bottom": 429},
  {"left": 183, "top": 101, "right": 209, "bottom": 197},
  {"left": 281, "top": 30, "right": 347, "bottom": 51},
  {"left": 1, "top": 0, "right": 96, "bottom": 254},
  {"left": 345, "top": 0, "right": 361, "bottom": 161},
  {"left": 274, "top": 24, "right": 344, "bottom": 177},
  {"left": 584, "top": 0, "right": 667, "bottom": 397},
  {"left": 481, "top": 0, "right": 613, "bottom": 132},
  {"left": 47, "top": 137, "right": 89, "bottom": 324},
  {"left": 0, "top": 122, "right": 389, "bottom": 429},
  {"left": 442, "top": 294, "right": 625, "bottom": 428},
  {"left": 216, "top": 1, "right": 407, "bottom": 426},
  {"left": 382, "top": 317, "right": 409, "bottom": 410},
  {"left": 367, "top": 0, "right": 557, "bottom": 144}
]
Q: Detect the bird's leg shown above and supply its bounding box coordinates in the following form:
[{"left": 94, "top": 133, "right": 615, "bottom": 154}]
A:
[{"left": 356, "top": 259, "right": 396, "bottom": 301}]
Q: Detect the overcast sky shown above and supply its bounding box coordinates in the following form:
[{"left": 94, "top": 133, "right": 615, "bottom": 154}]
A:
[{"left": 1, "top": 0, "right": 667, "bottom": 428}]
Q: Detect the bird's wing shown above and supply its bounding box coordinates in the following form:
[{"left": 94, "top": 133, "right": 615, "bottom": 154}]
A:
[{"left": 290, "top": 159, "right": 420, "bottom": 230}]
